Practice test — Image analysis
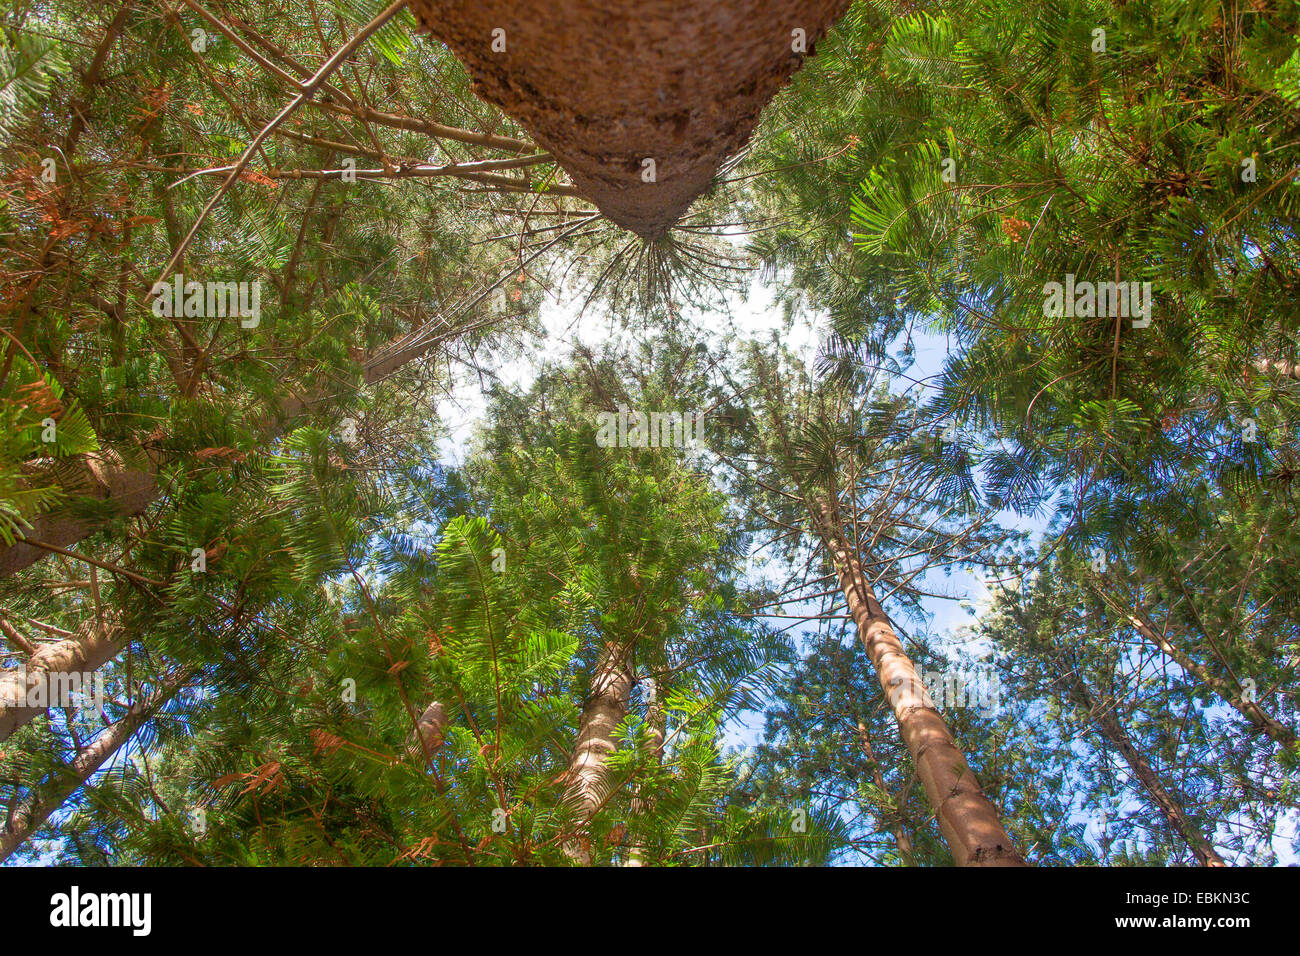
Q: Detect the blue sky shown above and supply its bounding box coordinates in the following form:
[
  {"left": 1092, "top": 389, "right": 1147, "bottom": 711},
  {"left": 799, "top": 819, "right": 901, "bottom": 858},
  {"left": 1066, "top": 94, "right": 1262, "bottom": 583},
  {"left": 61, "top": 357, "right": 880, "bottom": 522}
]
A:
[
  {"left": 12, "top": 267, "right": 1291, "bottom": 866},
  {"left": 426, "top": 269, "right": 1296, "bottom": 865}
]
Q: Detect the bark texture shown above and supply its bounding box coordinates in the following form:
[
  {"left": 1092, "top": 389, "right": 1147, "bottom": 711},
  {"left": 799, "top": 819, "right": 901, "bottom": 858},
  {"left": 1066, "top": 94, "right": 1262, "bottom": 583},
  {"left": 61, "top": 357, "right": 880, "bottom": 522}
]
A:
[
  {"left": 561, "top": 640, "right": 634, "bottom": 863},
  {"left": 0, "top": 453, "right": 158, "bottom": 579},
  {"left": 408, "top": 0, "right": 851, "bottom": 237},
  {"left": 0, "top": 617, "right": 125, "bottom": 742},
  {"left": 409, "top": 700, "right": 449, "bottom": 762},
  {"left": 817, "top": 508, "right": 1025, "bottom": 866},
  {"left": 1, "top": 1, "right": 851, "bottom": 572}
]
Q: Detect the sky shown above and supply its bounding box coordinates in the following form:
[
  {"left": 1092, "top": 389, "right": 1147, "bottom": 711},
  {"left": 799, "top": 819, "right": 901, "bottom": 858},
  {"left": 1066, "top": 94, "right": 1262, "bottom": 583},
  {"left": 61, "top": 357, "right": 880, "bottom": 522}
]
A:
[
  {"left": 14, "top": 266, "right": 1292, "bottom": 866},
  {"left": 429, "top": 267, "right": 1297, "bottom": 866}
]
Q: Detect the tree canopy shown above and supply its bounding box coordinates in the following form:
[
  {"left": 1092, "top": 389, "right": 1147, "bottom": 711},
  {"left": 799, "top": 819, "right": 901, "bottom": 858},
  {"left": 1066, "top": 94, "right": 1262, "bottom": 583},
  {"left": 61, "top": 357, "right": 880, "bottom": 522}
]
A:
[{"left": 1, "top": 0, "right": 1298, "bottom": 875}]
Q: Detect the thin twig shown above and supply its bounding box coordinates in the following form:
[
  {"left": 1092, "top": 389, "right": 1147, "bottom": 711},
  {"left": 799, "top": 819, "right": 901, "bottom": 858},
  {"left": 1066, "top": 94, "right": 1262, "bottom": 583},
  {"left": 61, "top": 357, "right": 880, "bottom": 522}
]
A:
[{"left": 151, "top": 0, "right": 410, "bottom": 290}]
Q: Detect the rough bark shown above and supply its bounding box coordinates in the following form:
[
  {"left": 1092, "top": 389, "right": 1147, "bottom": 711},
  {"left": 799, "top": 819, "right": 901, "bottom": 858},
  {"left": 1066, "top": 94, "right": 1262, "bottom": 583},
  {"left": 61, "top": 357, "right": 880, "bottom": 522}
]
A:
[
  {"left": 816, "top": 506, "right": 1025, "bottom": 866},
  {"left": 0, "top": 617, "right": 125, "bottom": 742},
  {"left": 409, "top": 700, "right": 449, "bottom": 762},
  {"left": 0, "top": 665, "right": 191, "bottom": 861},
  {"left": 561, "top": 639, "right": 634, "bottom": 863},
  {"left": 0, "top": 451, "right": 159, "bottom": 579},
  {"left": 408, "top": 0, "right": 851, "bottom": 237}
]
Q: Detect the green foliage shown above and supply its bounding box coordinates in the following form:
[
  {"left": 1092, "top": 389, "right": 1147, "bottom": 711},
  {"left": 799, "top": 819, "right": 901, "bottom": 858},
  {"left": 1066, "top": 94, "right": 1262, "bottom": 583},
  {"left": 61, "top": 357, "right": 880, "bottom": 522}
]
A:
[
  {"left": 0, "top": 26, "right": 68, "bottom": 138},
  {"left": 3, "top": 0, "right": 1299, "bottom": 871},
  {"left": 0, "top": 358, "right": 98, "bottom": 545}
]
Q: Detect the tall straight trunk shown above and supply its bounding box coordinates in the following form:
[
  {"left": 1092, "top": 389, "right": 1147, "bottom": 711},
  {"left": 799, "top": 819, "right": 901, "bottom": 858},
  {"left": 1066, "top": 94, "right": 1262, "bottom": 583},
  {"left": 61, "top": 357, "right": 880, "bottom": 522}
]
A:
[
  {"left": 1068, "top": 676, "right": 1226, "bottom": 867},
  {"left": 0, "top": 665, "right": 191, "bottom": 861},
  {"left": 856, "top": 719, "right": 914, "bottom": 864},
  {"left": 1094, "top": 587, "right": 1296, "bottom": 749},
  {"left": 561, "top": 640, "right": 634, "bottom": 863},
  {"left": 816, "top": 508, "right": 1025, "bottom": 866},
  {"left": 408, "top": 0, "right": 851, "bottom": 237}
]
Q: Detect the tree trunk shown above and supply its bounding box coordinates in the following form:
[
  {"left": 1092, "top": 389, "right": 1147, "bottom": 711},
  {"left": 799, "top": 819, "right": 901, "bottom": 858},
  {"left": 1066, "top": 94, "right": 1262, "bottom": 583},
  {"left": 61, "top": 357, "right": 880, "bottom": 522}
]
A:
[
  {"left": 561, "top": 639, "right": 634, "bottom": 863},
  {"left": 1069, "top": 678, "right": 1227, "bottom": 867},
  {"left": 408, "top": 0, "right": 851, "bottom": 237},
  {"left": 0, "top": 323, "right": 467, "bottom": 581},
  {"left": 626, "top": 676, "right": 665, "bottom": 867},
  {"left": 0, "top": 451, "right": 159, "bottom": 579},
  {"left": 0, "top": 665, "right": 191, "bottom": 861},
  {"left": 0, "top": 617, "right": 125, "bottom": 742},
  {"left": 409, "top": 700, "right": 449, "bottom": 763},
  {"left": 816, "top": 506, "right": 1025, "bottom": 866},
  {"left": 1094, "top": 586, "right": 1296, "bottom": 749}
]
